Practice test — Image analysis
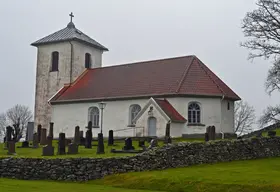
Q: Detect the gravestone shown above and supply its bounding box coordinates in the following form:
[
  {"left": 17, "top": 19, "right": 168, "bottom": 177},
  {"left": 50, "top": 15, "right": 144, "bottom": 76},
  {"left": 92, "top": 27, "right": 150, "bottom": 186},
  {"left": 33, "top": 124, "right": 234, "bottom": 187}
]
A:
[
  {"left": 210, "top": 126, "right": 216, "bottom": 140},
  {"left": 268, "top": 131, "right": 276, "bottom": 137},
  {"left": 123, "top": 138, "right": 135, "bottom": 150},
  {"left": 7, "top": 141, "right": 16, "bottom": 155},
  {"left": 165, "top": 122, "right": 171, "bottom": 137},
  {"left": 85, "top": 121, "right": 92, "bottom": 149},
  {"left": 42, "top": 136, "right": 54, "bottom": 156},
  {"left": 26, "top": 122, "right": 34, "bottom": 141},
  {"left": 204, "top": 132, "right": 209, "bottom": 142},
  {"left": 37, "top": 124, "right": 42, "bottom": 143},
  {"left": 74, "top": 126, "right": 80, "bottom": 144},
  {"left": 108, "top": 130, "right": 114, "bottom": 146},
  {"left": 164, "top": 136, "right": 172, "bottom": 144},
  {"left": 97, "top": 133, "right": 105, "bottom": 154},
  {"left": 68, "top": 143, "right": 78, "bottom": 154},
  {"left": 48, "top": 122, "right": 54, "bottom": 140},
  {"left": 5, "top": 126, "right": 13, "bottom": 149},
  {"left": 32, "top": 133, "right": 39, "bottom": 148},
  {"left": 40, "top": 128, "right": 47, "bottom": 145},
  {"left": 148, "top": 139, "right": 158, "bottom": 149},
  {"left": 138, "top": 140, "right": 145, "bottom": 147},
  {"left": 21, "top": 141, "right": 29, "bottom": 148},
  {"left": 57, "top": 133, "right": 66, "bottom": 155},
  {"left": 79, "top": 131, "right": 85, "bottom": 146}
]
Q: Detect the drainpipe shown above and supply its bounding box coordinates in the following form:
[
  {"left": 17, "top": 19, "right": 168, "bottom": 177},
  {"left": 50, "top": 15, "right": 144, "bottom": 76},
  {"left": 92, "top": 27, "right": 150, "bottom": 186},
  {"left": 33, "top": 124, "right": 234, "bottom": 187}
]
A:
[
  {"left": 220, "top": 95, "right": 225, "bottom": 139},
  {"left": 69, "top": 41, "right": 73, "bottom": 84}
]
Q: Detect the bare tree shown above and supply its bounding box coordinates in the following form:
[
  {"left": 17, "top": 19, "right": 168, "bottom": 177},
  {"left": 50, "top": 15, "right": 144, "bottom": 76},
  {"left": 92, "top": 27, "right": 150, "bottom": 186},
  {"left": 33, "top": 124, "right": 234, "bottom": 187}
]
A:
[
  {"left": 242, "top": 0, "right": 280, "bottom": 125},
  {"left": 5, "top": 104, "right": 33, "bottom": 141},
  {"left": 235, "top": 101, "right": 256, "bottom": 135},
  {"left": 0, "top": 113, "right": 8, "bottom": 140},
  {"left": 259, "top": 105, "right": 280, "bottom": 126}
]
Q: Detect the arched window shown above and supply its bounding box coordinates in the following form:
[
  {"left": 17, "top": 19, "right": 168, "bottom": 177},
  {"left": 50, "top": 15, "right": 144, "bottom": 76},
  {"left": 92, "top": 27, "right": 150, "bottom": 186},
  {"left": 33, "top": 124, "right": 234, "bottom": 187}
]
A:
[
  {"left": 89, "top": 107, "right": 99, "bottom": 127},
  {"left": 85, "top": 53, "right": 91, "bottom": 68},
  {"left": 129, "top": 104, "right": 141, "bottom": 125},
  {"left": 188, "top": 102, "right": 201, "bottom": 124},
  {"left": 51, "top": 51, "right": 59, "bottom": 71}
]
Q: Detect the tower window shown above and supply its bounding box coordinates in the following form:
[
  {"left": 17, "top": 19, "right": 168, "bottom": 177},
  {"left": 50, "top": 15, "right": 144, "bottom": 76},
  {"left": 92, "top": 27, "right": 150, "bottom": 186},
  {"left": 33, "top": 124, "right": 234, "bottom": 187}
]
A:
[
  {"left": 85, "top": 53, "right": 91, "bottom": 68},
  {"left": 227, "top": 102, "right": 230, "bottom": 110},
  {"left": 51, "top": 51, "right": 59, "bottom": 71}
]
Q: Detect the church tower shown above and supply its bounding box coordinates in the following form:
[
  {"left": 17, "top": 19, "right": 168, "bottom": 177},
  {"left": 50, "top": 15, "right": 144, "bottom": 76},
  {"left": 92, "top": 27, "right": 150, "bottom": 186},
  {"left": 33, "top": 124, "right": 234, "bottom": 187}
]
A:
[{"left": 31, "top": 13, "right": 108, "bottom": 130}]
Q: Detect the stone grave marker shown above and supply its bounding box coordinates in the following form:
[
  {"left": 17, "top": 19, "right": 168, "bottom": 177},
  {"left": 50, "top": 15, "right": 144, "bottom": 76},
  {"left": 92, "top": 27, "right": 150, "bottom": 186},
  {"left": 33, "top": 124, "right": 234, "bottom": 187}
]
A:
[
  {"left": 85, "top": 121, "right": 92, "bottom": 149},
  {"left": 26, "top": 122, "right": 34, "bottom": 141},
  {"left": 48, "top": 122, "right": 54, "bottom": 140},
  {"left": 108, "top": 130, "right": 114, "bottom": 146},
  {"left": 148, "top": 138, "right": 158, "bottom": 149},
  {"left": 7, "top": 141, "right": 16, "bottom": 155},
  {"left": 57, "top": 133, "right": 66, "bottom": 155},
  {"left": 40, "top": 128, "right": 47, "bottom": 145},
  {"left": 205, "top": 132, "right": 209, "bottom": 142},
  {"left": 210, "top": 126, "right": 216, "bottom": 140},
  {"left": 123, "top": 138, "right": 135, "bottom": 150},
  {"left": 37, "top": 124, "right": 42, "bottom": 143},
  {"left": 97, "top": 133, "right": 105, "bottom": 154},
  {"left": 32, "top": 133, "right": 39, "bottom": 148},
  {"left": 79, "top": 131, "right": 85, "bottom": 146},
  {"left": 74, "top": 126, "right": 80, "bottom": 144},
  {"left": 268, "top": 131, "right": 276, "bottom": 137},
  {"left": 21, "top": 141, "right": 29, "bottom": 148},
  {"left": 68, "top": 143, "right": 78, "bottom": 154},
  {"left": 138, "top": 140, "right": 145, "bottom": 147},
  {"left": 42, "top": 136, "right": 54, "bottom": 156},
  {"left": 5, "top": 126, "right": 13, "bottom": 150}
]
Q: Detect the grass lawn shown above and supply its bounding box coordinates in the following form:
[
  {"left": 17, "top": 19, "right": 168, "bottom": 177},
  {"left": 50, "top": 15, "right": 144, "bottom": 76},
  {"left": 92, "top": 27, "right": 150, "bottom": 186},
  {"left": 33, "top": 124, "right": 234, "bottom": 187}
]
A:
[
  {"left": 0, "top": 138, "right": 203, "bottom": 158},
  {"left": 2, "top": 157, "right": 280, "bottom": 192}
]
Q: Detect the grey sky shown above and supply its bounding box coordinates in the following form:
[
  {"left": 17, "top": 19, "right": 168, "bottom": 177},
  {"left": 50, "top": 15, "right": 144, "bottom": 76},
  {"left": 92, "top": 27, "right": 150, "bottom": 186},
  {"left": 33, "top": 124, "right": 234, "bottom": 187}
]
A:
[{"left": 0, "top": 0, "right": 279, "bottom": 127}]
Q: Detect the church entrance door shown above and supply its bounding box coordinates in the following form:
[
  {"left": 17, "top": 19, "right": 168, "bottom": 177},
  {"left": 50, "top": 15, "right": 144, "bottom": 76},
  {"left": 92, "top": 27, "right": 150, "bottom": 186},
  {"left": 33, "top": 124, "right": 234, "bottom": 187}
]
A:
[{"left": 148, "top": 117, "right": 157, "bottom": 136}]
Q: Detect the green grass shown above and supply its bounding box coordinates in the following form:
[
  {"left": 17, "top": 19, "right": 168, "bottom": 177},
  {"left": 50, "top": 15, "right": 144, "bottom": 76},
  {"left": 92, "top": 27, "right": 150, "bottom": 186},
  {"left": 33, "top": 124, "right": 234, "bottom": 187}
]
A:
[
  {"left": 2, "top": 157, "right": 280, "bottom": 192},
  {"left": 0, "top": 138, "right": 201, "bottom": 158},
  {"left": 93, "top": 157, "right": 280, "bottom": 192},
  {"left": 262, "top": 128, "right": 280, "bottom": 137}
]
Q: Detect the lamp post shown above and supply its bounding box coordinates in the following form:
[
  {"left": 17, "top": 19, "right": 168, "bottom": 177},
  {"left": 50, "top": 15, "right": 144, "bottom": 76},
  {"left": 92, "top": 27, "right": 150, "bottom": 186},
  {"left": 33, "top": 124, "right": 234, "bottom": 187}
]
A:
[
  {"left": 97, "top": 101, "right": 106, "bottom": 154},
  {"left": 98, "top": 101, "right": 106, "bottom": 134}
]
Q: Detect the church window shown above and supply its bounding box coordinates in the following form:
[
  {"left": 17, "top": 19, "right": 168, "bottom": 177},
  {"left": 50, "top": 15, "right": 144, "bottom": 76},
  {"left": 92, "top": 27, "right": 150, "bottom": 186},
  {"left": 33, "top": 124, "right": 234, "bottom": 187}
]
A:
[
  {"left": 51, "top": 51, "right": 59, "bottom": 71},
  {"left": 129, "top": 104, "right": 141, "bottom": 125},
  {"left": 227, "top": 102, "right": 230, "bottom": 110},
  {"left": 89, "top": 107, "right": 99, "bottom": 127},
  {"left": 188, "top": 102, "right": 201, "bottom": 124},
  {"left": 85, "top": 53, "right": 91, "bottom": 68}
]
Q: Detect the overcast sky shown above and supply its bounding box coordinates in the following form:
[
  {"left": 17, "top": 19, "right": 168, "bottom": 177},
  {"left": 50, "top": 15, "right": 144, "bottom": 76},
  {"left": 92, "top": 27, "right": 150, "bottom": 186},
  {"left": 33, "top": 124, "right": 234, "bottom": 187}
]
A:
[{"left": 0, "top": 0, "right": 279, "bottom": 127}]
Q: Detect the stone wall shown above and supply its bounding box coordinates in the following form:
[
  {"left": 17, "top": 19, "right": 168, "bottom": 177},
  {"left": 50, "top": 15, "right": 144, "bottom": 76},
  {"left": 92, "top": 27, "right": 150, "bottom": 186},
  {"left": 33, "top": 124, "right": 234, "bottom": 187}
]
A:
[{"left": 1, "top": 137, "right": 280, "bottom": 181}]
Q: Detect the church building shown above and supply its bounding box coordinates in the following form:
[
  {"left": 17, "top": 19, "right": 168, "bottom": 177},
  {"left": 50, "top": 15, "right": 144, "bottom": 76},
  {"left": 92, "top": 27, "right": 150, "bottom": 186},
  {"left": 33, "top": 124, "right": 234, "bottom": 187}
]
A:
[{"left": 32, "top": 13, "right": 240, "bottom": 138}]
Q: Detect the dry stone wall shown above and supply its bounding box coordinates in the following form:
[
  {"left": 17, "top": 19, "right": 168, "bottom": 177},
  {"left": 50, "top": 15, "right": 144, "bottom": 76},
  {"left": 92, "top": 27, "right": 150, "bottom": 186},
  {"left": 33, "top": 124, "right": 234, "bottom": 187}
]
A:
[{"left": 1, "top": 137, "right": 280, "bottom": 181}]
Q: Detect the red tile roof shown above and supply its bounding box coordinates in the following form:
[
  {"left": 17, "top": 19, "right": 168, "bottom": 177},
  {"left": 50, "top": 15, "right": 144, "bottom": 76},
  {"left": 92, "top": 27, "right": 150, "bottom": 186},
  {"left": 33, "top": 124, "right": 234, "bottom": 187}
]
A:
[
  {"left": 50, "top": 55, "right": 240, "bottom": 103},
  {"left": 154, "top": 98, "right": 187, "bottom": 123}
]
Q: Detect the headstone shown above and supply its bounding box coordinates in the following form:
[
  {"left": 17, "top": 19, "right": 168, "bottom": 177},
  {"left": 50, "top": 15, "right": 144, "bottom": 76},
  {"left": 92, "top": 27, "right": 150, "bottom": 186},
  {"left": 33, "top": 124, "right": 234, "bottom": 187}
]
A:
[
  {"left": 138, "top": 140, "right": 145, "bottom": 147},
  {"left": 204, "top": 132, "right": 209, "bottom": 142},
  {"left": 5, "top": 126, "right": 13, "bottom": 149},
  {"left": 42, "top": 136, "right": 54, "bottom": 156},
  {"left": 79, "top": 131, "right": 85, "bottom": 146},
  {"left": 40, "top": 128, "right": 47, "bottom": 145},
  {"left": 37, "top": 124, "right": 42, "bottom": 143},
  {"left": 85, "top": 121, "right": 92, "bottom": 148},
  {"left": 97, "top": 133, "right": 105, "bottom": 154},
  {"left": 68, "top": 143, "right": 78, "bottom": 154},
  {"left": 21, "top": 141, "right": 29, "bottom": 148},
  {"left": 165, "top": 122, "right": 171, "bottom": 137},
  {"left": 26, "top": 122, "right": 34, "bottom": 141},
  {"left": 123, "top": 138, "right": 135, "bottom": 150},
  {"left": 48, "top": 122, "right": 54, "bottom": 140},
  {"left": 74, "top": 126, "right": 80, "bottom": 144},
  {"left": 148, "top": 139, "right": 158, "bottom": 149},
  {"left": 108, "top": 130, "right": 114, "bottom": 146},
  {"left": 164, "top": 136, "right": 172, "bottom": 144},
  {"left": 268, "top": 130, "right": 276, "bottom": 137},
  {"left": 210, "top": 126, "right": 216, "bottom": 140},
  {"left": 7, "top": 141, "right": 16, "bottom": 155},
  {"left": 57, "top": 133, "right": 66, "bottom": 155},
  {"left": 32, "top": 133, "right": 39, "bottom": 148}
]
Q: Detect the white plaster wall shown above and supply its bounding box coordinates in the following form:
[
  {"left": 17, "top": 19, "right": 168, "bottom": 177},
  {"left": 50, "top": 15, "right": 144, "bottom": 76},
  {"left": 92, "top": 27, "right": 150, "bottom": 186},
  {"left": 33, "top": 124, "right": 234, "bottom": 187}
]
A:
[
  {"left": 221, "top": 100, "right": 235, "bottom": 133},
  {"left": 34, "top": 41, "right": 103, "bottom": 131},
  {"left": 167, "top": 97, "right": 222, "bottom": 134},
  {"left": 50, "top": 96, "right": 233, "bottom": 138}
]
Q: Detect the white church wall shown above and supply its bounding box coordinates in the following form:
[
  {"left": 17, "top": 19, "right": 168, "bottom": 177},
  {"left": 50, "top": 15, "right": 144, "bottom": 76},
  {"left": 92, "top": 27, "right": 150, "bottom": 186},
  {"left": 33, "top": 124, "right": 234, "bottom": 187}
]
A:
[
  {"left": 170, "top": 123, "right": 184, "bottom": 137},
  {"left": 167, "top": 97, "right": 223, "bottom": 134},
  {"left": 221, "top": 100, "right": 235, "bottom": 133},
  {"left": 51, "top": 96, "right": 234, "bottom": 138}
]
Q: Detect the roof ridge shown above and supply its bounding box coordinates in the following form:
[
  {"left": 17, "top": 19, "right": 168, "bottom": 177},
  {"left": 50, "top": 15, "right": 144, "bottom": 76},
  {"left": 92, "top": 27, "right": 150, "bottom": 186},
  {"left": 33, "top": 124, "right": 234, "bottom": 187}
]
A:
[
  {"left": 175, "top": 56, "right": 196, "bottom": 93},
  {"left": 196, "top": 58, "right": 226, "bottom": 96},
  {"left": 91, "top": 55, "right": 196, "bottom": 70}
]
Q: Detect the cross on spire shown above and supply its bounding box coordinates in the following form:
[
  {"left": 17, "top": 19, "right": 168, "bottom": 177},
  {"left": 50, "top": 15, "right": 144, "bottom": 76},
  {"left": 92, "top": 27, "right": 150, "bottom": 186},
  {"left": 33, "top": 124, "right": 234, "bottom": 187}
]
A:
[{"left": 69, "top": 12, "right": 74, "bottom": 22}]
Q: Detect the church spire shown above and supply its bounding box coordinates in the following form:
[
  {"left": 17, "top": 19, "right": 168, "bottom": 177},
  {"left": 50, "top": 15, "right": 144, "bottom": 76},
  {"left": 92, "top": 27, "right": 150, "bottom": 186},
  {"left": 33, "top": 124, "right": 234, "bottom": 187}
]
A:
[{"left": 67, "top": 12, "right": 75, "bottom": 28}]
